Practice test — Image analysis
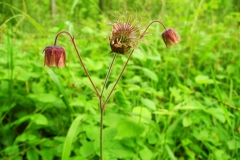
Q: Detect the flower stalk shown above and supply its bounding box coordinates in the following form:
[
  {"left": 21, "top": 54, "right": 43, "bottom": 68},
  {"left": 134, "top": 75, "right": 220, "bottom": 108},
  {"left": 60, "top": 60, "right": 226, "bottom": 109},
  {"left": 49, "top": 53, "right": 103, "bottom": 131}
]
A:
[
  {"left": 52, "top": 31, "right": 100, "bottom": 97},
  {"left": 43, "top": 14, "right": 180, "bottom": 160}
]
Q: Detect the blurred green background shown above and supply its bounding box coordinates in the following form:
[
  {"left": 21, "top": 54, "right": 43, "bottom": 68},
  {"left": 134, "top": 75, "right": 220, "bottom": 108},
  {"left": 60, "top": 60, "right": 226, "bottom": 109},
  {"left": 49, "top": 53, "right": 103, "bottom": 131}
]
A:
[{"left": 0, "top": 0, "right": 240, "bottom": 159}]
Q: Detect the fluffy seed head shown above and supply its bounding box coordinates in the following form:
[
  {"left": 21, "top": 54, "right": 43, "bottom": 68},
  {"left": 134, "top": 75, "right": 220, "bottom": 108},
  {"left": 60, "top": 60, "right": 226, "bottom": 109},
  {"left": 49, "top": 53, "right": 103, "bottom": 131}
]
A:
[{"left": 109, "top": 13, "right": 142, "bottom": 54}]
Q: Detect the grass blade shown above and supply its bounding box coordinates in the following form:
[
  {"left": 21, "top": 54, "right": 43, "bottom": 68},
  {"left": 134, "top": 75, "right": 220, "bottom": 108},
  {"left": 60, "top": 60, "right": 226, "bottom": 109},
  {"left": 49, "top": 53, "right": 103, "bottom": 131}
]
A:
[
  {"left": 0, "top": 2, "right": 46, "bottom": 35},
  {"left": 211, "top": 68, "right": 231, "bottom": 126},
  {"left": 62, "top": 115, "right": 85, "bottom": 160}
]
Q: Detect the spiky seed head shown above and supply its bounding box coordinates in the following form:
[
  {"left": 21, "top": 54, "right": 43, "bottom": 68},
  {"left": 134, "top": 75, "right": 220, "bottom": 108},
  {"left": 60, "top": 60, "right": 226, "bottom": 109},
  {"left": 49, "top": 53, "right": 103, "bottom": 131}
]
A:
[{"left": 109, "top": 13, "right": 141, "bottom": 54}]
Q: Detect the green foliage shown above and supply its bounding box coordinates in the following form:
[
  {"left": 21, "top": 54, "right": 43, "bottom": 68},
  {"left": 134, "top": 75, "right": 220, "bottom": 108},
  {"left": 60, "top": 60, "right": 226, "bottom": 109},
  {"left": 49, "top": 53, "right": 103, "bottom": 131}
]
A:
[{"left": 1, "top": 0, "right": 240, "bottom": 160}]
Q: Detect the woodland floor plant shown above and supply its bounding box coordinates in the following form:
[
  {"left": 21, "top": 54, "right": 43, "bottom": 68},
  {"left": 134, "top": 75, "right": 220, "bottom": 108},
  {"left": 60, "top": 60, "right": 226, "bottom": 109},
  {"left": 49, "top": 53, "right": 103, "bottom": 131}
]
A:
[{"left": 43, "top": 12, "right": 180, "bottom": 160}]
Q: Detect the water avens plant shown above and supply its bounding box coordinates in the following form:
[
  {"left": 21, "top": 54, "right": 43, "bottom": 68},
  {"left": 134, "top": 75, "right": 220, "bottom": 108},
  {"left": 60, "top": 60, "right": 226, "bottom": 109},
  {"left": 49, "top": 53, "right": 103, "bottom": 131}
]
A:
[{"left": 43, "top": 13, "right": 180, "bottom": 160}]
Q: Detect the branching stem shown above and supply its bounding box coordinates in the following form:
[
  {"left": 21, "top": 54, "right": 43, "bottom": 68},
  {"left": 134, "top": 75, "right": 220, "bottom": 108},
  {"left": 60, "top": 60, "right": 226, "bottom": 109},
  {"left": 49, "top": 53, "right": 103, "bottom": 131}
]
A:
[
  {"left": 102, "top": 20, "right": 167, "bottom": 107},
  {"left": 53, "top": 31, "right": 100, "bottom": 97}
]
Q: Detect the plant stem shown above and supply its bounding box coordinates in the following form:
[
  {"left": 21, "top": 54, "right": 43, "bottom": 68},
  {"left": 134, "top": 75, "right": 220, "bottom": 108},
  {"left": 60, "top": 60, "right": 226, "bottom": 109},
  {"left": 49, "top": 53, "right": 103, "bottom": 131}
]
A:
[
  {"left": 98, "top": 53, "right": 117, "bottom": 159},
  {"left": 102, "top": 49, "right": 135, "bottom": 107},
  {"left": 102, "top": 20, "right": 167, "bottom": 107},
  {"left": 140, "top": 20, "right": 167, "bottom": 39},
  {"left": 53, "top": 31, "right": 100, "bottom": 97},
  {"left": 99, "top": 106, "right": 104, "bottom": 160},
  {"left": 100, "top": 53, "right": 117, "bottom": 108}
]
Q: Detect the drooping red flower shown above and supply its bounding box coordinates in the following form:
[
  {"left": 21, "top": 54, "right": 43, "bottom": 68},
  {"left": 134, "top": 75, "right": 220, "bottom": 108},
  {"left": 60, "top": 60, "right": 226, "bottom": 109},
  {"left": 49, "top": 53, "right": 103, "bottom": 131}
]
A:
[
  {"left": 43, "top": 46, "right": 66, "bottom": 68},
  {"left": 109, "top": 14, "right": 141, "bottom": 54},
  {"left": 162, "top": 28, "right": 180, "bottom": 47}
]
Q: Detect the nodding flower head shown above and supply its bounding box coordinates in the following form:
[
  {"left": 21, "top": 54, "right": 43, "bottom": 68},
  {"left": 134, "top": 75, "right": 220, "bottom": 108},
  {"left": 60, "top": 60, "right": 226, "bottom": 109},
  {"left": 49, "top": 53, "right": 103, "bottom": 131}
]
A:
[
  {"left": 43, "top": 46, "right": 66, "bottom": 68},
  {"left": 162, "top": 28, "right": 180, "bottom": 47},
  {"left": 109, "top": 13, "right": 142, "bottom": 55}
]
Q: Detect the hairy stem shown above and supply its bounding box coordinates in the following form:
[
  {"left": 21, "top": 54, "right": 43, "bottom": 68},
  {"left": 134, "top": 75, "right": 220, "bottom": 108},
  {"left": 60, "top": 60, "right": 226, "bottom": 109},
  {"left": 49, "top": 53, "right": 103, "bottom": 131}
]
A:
[{"left": 53, "top": 31, "right": 100, "bottom": 97}]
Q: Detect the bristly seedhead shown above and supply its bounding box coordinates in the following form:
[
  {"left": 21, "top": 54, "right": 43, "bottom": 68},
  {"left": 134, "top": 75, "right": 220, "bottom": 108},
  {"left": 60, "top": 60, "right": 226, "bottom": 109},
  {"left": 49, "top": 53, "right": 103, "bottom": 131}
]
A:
[
  {"left": 43, "top": 46, "right": 66, "bottom": 68},
  {"left": 109, "top": 12, "right": 142, "bottom": 55}
]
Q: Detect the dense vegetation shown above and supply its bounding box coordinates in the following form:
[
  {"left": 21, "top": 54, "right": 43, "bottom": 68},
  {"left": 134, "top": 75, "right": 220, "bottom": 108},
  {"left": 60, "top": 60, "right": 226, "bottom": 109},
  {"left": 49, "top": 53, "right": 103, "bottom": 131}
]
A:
[{"left": 0, "top": 0, "right": 240, "bottom": 159}]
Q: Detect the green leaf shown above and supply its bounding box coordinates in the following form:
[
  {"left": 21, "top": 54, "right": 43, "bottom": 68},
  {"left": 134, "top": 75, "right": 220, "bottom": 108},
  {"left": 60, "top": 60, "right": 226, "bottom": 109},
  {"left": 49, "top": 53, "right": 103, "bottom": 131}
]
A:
[
  {"left": 115, "top": 117, "right": 145, "bottom": 139},
  {"left": 132, "top": 106, "right": 152, "bottom": 123},
  {"left": 141, "top": 67, "right": 158, "bottom": 82},
  {"left": 85, "top": 125, "right": 99, "bottom": 140},
  {"left": 211, "top": 68, "right": 231, "bottom": 126},
  {"left": 95, "top": 127, "right": 133, "bottom": 159},
  {"left": 104, "top": 113, "right": 122, "bottom": 127},
  {"left": 154, "top": 109, "right": 176, "bottom": 116},
  {"left": 182, "top": 117, "right": 192, "bottom": 127},
  {"left": 47, "top": 69, "right": 72, "bottom": 112},
  {"left": 115, "top": 90, "right": 131, "bottom": 110},
  {"left": 31, "top": 114, "right": 48, "bottom": 126},
  {"left": 40, "top": 148, "right": 55, "bottom": 160},
  {"left": 141, "top": 98, "right": 156, "bottom": 111},
  {"left": 227, "top": 139, "right": 240, "bottom": 150},
  {"left": 27, "top": 148, "right": 39, "bottom": 160},
  {"left": 79, "top": 141, "right": 95, "bottom": 157},
  {"left": 0, "top": 2, "right": 46, "bottom": 35},
  {"left": 62, "top": 115, "right": 85, "bottom": 160},
  {"left": 15, "top": 133, "right": 35, "bottom": 143},
  {"left": 139, "top": 147, "right": 153, "bottom": 160},
  {"left": 204, "top": 108, "right": 226, "bottom": 123},
  {"left": 195, "top": 75, "right": 214, "bottom": 84},
  {"left": 28, "top": 93, "right": 58, "bottom": 103},
  {"left": 165, "top": 144, "right": 177, "bottom": 160},
  {"left": 3, "top": 145, "right": 19, "bottom": 156}
]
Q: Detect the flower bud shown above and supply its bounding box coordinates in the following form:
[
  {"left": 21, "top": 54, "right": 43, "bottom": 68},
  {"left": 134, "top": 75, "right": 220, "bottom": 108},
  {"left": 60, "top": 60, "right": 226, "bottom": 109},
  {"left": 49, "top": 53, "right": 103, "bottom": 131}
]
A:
[
  {"left": 162, "top": 28, "right": 180, "bottom": 47},
  {"left": 43, "top": 46, "right": 66, "bottom": 68}
]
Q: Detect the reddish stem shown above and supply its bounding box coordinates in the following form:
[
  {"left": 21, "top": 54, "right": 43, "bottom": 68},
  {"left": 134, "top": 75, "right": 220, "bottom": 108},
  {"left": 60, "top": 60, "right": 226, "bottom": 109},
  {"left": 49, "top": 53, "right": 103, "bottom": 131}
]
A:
[
  {"left": 102, "top": 20, "right": 167, "bottom": 107},
  {"left": 140, "top": 20, "right": 167, "bottom": 39},
  {"left": 54, "top": 31, "right": 100, "bottom": 97}
]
